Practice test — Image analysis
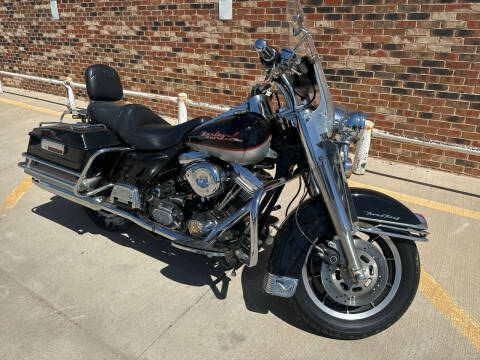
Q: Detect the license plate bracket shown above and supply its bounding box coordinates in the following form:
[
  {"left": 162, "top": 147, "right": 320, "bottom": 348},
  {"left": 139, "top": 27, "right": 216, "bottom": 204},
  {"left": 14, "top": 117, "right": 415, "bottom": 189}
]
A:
[{"left": 41, "top": 139, "right": 65, "bottom": 155}]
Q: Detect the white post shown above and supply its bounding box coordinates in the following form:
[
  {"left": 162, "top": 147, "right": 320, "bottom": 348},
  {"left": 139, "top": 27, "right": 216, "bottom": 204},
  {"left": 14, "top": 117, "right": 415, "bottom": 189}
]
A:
[
  {"left": 0, "top": 78, "right": 3, "bottom": 94},
  {"left": 178, "top": 92, "right": 188, "bottom": 124},
  {"left": 353, "top": 120, "right": 374, "bottom": 175},
  {"left": 64, "top": 77, "right": 77, "bottom": 112}
]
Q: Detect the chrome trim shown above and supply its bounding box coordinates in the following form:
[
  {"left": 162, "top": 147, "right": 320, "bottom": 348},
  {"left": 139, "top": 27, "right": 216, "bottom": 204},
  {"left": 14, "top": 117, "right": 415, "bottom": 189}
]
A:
[
  {"left": 263, "top": 273, "right": 298, "bottom": 298},
  {"left": 171, "top": 242, "right": 225, "bottom": 257},
  {"left": 216, "top": 185, "right": 243, "bottom": 211},
  {"left": 230, "top": 163, "right": 263, "bottom": 196},
  {"left": 19, "top": 161, "right": 76, "bottom": 190},
  {"left": 374, "top": 223, "right": 428, "bottom": 237},
  {"left": 22, "top": 153, "right": 80, "bottom": 177},
  {"left": 32, "top": 178, "right": 102, "bottom": 209},
  {"left": 204, "top": 202, "right": 251, "bottom": 243},
  {"left": 280, "top": 73, "right": 300, "bottom": 109},
  {"left": 178, "top": 151, "right": 209, "bottom": 165},
  {"left": 357, "top": 216, "right": 428, "bottom": 231},
  {"left": 39, "top": 121, "right": 107, "bottom": 130},
  {"left": 415, "top": 213, "right": 428, "bottom": 228},
  {"left": 86, "top": 183, "right": 114, "bottom": 197},
  {"left": 357, "top": 226, "right": 428, "bottom": 242},
  {"left": 73, "top": 147, "right": 132, "bottom": 196},
  {"left": 109, "top": 184, "right": 141, "bottom": 209}
]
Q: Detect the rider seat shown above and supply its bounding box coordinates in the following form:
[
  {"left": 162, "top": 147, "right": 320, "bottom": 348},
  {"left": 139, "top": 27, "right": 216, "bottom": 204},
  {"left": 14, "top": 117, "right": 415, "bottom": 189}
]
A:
[{"left": 85, "top": 64, "right": 210, "bottom": 151}]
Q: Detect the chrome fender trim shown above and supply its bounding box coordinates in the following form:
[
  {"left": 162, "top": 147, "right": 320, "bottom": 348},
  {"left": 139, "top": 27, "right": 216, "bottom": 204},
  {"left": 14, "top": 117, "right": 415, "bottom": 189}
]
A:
[{"left": 357, "top": 220, "right": 429, "bottom": 242}]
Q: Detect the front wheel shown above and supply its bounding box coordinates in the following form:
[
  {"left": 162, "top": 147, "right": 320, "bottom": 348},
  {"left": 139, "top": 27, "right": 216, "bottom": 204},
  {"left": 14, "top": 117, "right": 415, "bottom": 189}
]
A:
[{"left": 292, "top": 227, "right": 420, "bottom": 339}]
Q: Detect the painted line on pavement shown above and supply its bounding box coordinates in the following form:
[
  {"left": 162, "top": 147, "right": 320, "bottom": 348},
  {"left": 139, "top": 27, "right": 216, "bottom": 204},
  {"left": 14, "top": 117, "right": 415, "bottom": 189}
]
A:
[
  {"left": 419, "top": 269, "right": 480, "bottom": 350},
  {"left": 0, "top": 176, "right": 32, "bottom": 214},
  {"left": 0, "top": 97, "right": 72, "bottom": 118},
  {"left": 350, "top": 179, "right": 480, "bottom": 348},
  {"left": 349, "top": 180, "right": 480, "bottom": 221}
]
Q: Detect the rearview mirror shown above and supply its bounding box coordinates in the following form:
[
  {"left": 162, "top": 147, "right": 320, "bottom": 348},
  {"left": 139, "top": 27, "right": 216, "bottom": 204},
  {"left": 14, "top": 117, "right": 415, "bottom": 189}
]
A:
[{"left": 292, "top": 11, "right": 304, "bottom": 36}]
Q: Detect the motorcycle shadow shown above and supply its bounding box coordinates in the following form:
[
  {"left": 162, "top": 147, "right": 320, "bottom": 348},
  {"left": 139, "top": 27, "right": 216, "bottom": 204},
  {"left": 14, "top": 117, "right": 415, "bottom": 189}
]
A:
[{"left": 32, "top": 196, "right": 318, "bottom": 336}]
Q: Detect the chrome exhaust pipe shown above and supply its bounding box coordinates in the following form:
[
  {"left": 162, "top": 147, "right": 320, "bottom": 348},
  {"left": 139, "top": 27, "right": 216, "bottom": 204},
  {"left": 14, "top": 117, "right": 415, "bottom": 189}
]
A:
[
  {"left": 19, "top": 156, "right": 237, "bottom": 257},
  {"left": 31, "top": 177, "right": 191, "bottom": 243}
]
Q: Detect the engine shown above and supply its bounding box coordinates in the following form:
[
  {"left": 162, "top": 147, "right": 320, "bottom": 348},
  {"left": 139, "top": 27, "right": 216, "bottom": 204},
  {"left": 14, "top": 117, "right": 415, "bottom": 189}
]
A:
[{"left": 145, "top": 151, "right": 264, "bottom": 240}]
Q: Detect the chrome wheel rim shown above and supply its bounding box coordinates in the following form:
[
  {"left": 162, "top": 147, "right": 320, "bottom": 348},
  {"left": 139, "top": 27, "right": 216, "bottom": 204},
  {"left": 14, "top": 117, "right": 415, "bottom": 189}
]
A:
[{"left": 302, "top": 224, "right": 402, "bottom": 320}]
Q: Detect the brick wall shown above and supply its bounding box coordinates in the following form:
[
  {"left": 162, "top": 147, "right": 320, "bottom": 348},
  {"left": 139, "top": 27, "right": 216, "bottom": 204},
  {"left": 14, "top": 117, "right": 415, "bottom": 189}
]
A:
[{"left": 1, "top": 0, "right": 479, "bottom": 177}]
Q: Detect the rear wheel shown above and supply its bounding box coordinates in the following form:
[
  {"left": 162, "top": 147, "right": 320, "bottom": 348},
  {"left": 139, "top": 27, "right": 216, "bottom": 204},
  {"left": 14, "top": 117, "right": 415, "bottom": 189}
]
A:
[
  {"left": 84, "top": 207, "right": 130, "bottom": 232},
  {"left": 292, "top": 225, "right": 420, "bottom": 339}
]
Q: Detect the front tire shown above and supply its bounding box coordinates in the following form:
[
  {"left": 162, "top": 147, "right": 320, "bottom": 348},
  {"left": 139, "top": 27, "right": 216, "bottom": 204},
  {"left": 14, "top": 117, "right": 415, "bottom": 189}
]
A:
[{"left": 292, "top": 229, "right": 420, "bottom": 339}]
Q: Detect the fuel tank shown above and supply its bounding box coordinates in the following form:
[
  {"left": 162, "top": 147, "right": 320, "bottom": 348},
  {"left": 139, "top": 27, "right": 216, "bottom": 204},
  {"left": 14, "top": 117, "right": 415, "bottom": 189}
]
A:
[{"left": 185, "top": 112, "right": 271, "bottom": 165}]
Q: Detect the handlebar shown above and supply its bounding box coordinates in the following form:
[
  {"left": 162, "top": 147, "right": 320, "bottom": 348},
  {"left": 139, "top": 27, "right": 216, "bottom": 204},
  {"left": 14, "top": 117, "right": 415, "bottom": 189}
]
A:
[{"left": 254, "top": 39, "right": 277, "bottom": 64}]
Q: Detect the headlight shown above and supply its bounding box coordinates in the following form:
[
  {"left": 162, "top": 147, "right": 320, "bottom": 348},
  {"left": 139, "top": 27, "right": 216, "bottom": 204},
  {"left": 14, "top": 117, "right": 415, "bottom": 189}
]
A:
[
  {"left": 333, "top": 108, "right": 367, "bottom": 143},
  {"left": 344, "top": 111, "right": 367, "bottom": 142}
]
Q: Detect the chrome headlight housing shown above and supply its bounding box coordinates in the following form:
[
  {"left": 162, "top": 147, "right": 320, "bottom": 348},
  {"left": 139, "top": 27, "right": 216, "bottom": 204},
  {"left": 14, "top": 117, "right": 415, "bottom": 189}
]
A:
[{"left": 333, "top": 107, "right": 367, "bottom": 143}]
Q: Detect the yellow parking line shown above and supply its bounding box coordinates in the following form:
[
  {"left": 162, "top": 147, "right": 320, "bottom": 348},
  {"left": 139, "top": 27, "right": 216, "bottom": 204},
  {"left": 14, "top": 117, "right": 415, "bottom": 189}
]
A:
[
  {"left": 420, "top": 269, "right": 480, "bottom": 350},
  {"left": 0, "top": 176, "right": 32, "bottom": 214},
  {"left": 349, "top": 180, "right": 480, "bottom": 221},
  {"left": 0, "top": 97, "right": 72, "bottom": 118}
]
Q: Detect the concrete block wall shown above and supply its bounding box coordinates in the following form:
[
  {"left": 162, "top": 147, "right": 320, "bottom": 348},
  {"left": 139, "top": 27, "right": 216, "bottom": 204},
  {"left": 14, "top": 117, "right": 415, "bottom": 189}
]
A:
[{"left": 1, "top": 0, "right": 479, "bottom": 176}]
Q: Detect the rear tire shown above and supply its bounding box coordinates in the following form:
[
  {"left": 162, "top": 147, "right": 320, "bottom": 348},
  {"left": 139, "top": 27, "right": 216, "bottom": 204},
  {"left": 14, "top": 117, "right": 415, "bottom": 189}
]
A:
[
  {"left": 84, "top": 207, "right": 130, "bottom": 232},
  {"left": 292, "top": 229, "right": 420, "bottom": 339}
]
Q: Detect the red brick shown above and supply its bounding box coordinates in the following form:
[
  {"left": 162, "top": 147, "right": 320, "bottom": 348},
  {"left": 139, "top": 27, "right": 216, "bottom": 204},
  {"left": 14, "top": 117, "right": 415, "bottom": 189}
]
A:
[
  {"left": 464, "top": 168, "right": 480, "bottom": 177},
  {"left": 2, "top": 0, "right": 479, "bottom": 177}
]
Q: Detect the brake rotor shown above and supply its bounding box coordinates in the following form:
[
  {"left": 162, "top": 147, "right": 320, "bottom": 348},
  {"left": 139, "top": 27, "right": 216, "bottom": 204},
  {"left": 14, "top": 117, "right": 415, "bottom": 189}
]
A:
[{"left": 320, "top": 239, "right": 388, "bottom": 307}]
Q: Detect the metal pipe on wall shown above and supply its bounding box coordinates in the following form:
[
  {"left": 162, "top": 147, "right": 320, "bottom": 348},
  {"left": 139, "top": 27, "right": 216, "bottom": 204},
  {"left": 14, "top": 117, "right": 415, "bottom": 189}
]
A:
[{"left": 1, "top": 70, "right": 479, "bottom": 159}]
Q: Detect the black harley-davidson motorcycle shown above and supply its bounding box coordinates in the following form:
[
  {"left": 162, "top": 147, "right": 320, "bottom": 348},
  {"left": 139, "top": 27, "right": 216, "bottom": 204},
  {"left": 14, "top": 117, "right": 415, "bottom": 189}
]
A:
[{"left": 19, "top": 1, "right": 428, "bottom": 339}]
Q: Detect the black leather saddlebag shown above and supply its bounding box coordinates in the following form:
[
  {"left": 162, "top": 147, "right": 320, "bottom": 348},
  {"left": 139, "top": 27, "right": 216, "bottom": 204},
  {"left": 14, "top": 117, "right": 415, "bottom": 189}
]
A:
[{"left": 27, "top": 123, "right": 120, "bottom": 171}]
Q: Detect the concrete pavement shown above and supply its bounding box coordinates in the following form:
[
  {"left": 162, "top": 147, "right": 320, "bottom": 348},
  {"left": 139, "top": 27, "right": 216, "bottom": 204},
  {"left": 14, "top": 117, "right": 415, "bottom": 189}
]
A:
[{"left": 0, "top": 88, "right": 478, "bottom": 359}]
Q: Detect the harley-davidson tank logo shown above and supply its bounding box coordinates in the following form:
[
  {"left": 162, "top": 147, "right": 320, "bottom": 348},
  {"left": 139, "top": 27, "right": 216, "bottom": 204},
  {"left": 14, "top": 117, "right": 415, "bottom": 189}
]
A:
[
  {"left": 364, "top": 211, "right": 400, "bottom": 221},
  {"left": 199, "top": 130, "right": 244, "bottom": 143}
]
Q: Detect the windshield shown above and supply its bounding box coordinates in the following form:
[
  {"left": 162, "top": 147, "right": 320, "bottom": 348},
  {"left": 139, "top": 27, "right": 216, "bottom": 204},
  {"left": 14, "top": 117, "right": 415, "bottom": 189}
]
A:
[{"left": 283, "top": 0, "right": 335, "bottom": 137}]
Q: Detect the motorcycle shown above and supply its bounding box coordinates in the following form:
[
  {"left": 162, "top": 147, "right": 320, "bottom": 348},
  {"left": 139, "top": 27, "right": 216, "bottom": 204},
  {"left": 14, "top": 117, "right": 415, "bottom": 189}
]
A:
[{"left": 19, "top": 1, "right": 428, "bottom": 339}]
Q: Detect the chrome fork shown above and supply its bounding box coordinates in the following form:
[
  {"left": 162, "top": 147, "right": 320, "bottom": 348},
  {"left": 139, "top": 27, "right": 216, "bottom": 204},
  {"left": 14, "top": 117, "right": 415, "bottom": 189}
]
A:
[{"left": 296, "top": 112, "right": 366, "bottom": 282}]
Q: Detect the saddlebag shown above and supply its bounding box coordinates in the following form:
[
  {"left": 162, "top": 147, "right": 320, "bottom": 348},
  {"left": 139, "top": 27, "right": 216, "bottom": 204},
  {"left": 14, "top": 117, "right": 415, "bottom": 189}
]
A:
[{"left": 27, "top": 123, "right": 120, "bottom": 171}]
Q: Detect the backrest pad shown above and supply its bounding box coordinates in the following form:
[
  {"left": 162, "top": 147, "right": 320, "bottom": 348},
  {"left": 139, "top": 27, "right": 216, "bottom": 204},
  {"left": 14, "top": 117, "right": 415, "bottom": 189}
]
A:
[{"left": 85, "top": 64, "right": 123, "bottom": 101}]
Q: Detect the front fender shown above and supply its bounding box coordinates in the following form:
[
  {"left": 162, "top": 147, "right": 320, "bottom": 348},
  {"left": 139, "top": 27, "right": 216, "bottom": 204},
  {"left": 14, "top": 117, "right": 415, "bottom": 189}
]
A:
[
  {"left": 265, "top": 187, "right": 427, "bottom": 298},
  {"left": 350, "top": 187, "right": 422, "bottom": 225}
]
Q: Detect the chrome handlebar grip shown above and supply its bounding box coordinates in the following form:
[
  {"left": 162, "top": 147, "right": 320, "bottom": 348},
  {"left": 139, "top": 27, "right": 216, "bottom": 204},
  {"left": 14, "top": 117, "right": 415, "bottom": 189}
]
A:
[{"left": 254, "top": 39, "right": 277, "bottom": 63}]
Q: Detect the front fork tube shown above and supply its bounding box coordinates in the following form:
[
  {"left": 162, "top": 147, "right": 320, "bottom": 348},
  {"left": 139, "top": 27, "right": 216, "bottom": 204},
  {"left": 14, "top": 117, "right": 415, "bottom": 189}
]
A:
[
  {"left": 303, "top": 151, "right": 366, "bottom": 282},
  {"left": 306, "top": 161, "right": 365, "bottom": 281}
]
